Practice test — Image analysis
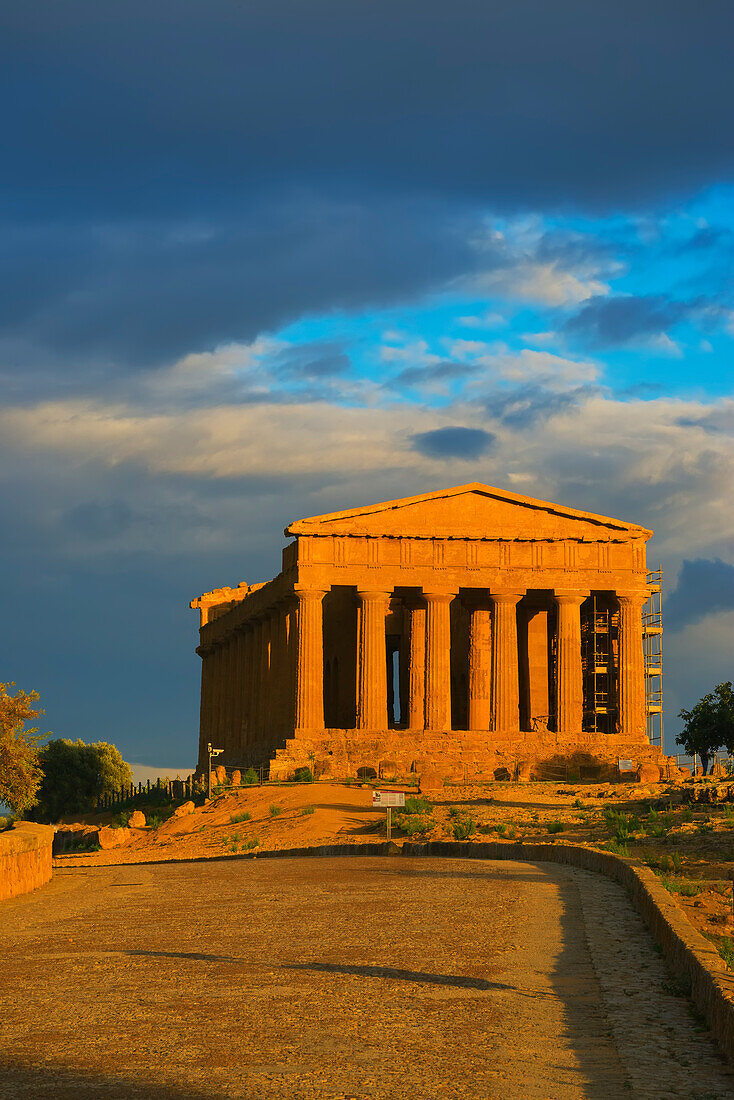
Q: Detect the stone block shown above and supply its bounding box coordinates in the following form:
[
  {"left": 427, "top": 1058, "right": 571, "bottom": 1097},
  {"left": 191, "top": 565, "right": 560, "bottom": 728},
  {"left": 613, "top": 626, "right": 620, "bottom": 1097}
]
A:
[
  {"left": 637, "top": 762, "right": 660, "bottom": 784},
  {"left": 98, "top": 826, "right": 131, "bottom": 850},
  {"left": 173, "top": 800, "right": 196, "bottom": 817},
  {"left": 231, "top": 769, "right": 242, "bottom": 786},
  {"left": 128, "top": 810, "right": 146, "bottom": 828}
]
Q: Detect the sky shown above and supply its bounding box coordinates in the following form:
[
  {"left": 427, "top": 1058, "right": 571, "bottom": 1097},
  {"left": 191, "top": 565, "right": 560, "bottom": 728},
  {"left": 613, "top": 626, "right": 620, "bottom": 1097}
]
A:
[{"left": 1, "top": 1, "right": 733, "bottom": 768}]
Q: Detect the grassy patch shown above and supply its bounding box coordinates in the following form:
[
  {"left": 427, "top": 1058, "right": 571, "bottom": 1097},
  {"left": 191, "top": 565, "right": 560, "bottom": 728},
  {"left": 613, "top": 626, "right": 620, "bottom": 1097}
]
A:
[
  {"left": 705, "top": 933, "right": 734, "bottom": 970},
  {"left": 243, "top": 837, "right": 260, "bottom": 850},
  {"left": 660, "top": 875, "right": 705, "bottom": 897},
  {"left": 242, "top": 768, "right": 259, "bottom": 785},
  {"left": 603, "top": 839, "right": 630, "bottom": 856},
  {"left": 403, "top": 796, "right": 433, "bottom": 815},
  {"left": 230, "top": 811, "right": 251, "bottom": 823},
  {"left": 546, "top": 821, "right": 564, "bottom": 834},
  {"left": 269, "top": 804, "right": 282, "bottom": 817},
  {"left": 293, "top": 766, "right": 314, "bottom": 783},
  {"left": 301, "top": 805, "right": 315, "bottom": 816}
]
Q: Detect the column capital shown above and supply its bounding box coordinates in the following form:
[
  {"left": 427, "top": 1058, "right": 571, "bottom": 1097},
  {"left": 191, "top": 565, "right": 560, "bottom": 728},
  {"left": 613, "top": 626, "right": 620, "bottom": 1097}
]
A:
[
  {"left": 293, "top": 584, "right": 328, "bottom": 600},
  {"left": 489, "top": 588, "right": 525, "bottom": 605},
  {"left": 356, "top": 588, "right": 392, "bottom": 602},
  {"left": 616, "top": 589, "right": 648, "bottom": 606},
  {"left": 422, "top": 589, "right": 458, "bottom": 604},
  {"left": 554, "top": 589, "right": 589, "bottom": 605}
]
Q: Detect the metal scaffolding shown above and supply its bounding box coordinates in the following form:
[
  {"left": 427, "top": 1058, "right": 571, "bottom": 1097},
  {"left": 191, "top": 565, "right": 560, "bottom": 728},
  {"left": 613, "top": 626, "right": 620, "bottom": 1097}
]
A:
[
  {"left": 581, "top": 596, "right": 619, "bottom": 734},
  {"left": 643, "top": 567, "right": 664, "bottom": 749}
]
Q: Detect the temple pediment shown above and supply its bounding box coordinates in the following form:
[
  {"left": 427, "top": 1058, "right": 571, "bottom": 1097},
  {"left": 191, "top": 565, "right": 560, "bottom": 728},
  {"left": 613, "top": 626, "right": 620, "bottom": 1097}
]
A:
[{"left": 285, "top": 483, "right": 651, "bottom": 542}]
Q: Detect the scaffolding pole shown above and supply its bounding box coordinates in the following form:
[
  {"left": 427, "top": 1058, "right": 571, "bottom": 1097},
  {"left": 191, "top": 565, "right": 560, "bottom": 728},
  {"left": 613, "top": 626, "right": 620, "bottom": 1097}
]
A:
[{"left": 643, "top": 566, "right": 664, "bottom": 750}]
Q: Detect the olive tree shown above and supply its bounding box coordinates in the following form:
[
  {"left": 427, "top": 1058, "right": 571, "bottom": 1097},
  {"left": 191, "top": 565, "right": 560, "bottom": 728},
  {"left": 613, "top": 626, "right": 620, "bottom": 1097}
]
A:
[{"left": 677, "top": 682, "right": 734, "bottom": 775}]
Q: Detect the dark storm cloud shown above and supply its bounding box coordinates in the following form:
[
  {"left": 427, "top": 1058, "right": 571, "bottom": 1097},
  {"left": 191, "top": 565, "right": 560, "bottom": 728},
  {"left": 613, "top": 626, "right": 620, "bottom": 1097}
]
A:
[
  {"left": 410, "top": 426, "right": 495, "bottom": 459},
  {"left": 665, "top": 558, "right": 734, "bottom": 631},
  {"left": 393, "top": 362, "right": 478, "bottom": 387},
  {"left": 0, "top": 201, "right": 475, "bottom": 375},
  {"left": 2, "top": 1, "right": 733, "bottom": 214},
  {"left": 564, "top": 294, "right": 693, "bottom": 347},
  {"left": 484, "top": 384, "right": 595, "bottom": 428}
]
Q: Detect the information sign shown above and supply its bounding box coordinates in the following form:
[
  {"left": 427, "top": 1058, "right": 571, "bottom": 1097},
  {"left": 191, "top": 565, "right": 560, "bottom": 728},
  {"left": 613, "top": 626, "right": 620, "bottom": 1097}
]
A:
[
  {"left": 618, "top": 758, "right": 635, "bottom": 772},
  {"left": 372, "top": 790, "right": 405, "bottom": 808}
]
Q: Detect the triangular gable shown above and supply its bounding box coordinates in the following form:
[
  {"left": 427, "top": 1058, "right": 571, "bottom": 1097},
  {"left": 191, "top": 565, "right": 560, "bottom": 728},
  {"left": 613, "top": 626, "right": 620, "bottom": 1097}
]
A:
[{"left": 285, "top": 483, "right": 652, "bottom": 541}]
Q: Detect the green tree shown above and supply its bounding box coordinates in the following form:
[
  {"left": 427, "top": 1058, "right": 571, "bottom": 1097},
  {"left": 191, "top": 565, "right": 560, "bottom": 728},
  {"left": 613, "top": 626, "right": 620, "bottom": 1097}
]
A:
[
  {"left": 31, "top": 739, "right": 132, "bottom": 822},
  {"left": 0, "top": 682, "right": 46, "bottom": 815},
  {"left": 677, "top": 682, "right": 734, "bottom": 775}
]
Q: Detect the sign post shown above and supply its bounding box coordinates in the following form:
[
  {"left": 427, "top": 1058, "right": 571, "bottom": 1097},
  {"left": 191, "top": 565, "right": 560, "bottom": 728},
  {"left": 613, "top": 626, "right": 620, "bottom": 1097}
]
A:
[
  {"left": 207, "top": 742, "right": 224, "bottom": 798},
  {"left": 372, "top": 790, "right": 405, "bottom": 839}
]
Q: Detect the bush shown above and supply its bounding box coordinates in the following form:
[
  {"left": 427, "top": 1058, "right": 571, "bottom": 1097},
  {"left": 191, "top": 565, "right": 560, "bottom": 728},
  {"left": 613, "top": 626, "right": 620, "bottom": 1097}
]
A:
[
  {"left": 546, "top": 821, "right": 564, "bottom": 834},
  {"left": 0, "top": 815, "right": 12, "bottom": 830},
  {"left": 269, "top": 804, "right": 282, "bottom": 817},
  {"left": 293, "top": 766, "right": 314, "bottom": 783},
  {"left": 395, "top": 813, "right": 434, "bottom": 836},
  {"left": 243, "top": 838, "right": 259, "bottom": 850},
  {"left": 242, "top": 768, "right": 259, "bottom": 786},
  {"left": 301, "top": 805, "right": 315, "bottom": 816},
  {"left": 230, "top": 811, "right": 251, "bottom": 823},
  {"left": 452, "top": 816, "right": 476, "bottom": 840}
]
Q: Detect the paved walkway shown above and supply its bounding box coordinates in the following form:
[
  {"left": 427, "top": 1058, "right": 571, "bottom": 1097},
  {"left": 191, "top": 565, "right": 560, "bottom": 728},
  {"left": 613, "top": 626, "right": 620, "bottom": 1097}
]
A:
[{"left": 0, "top": 857, "right": 732, "bottom": 1099}]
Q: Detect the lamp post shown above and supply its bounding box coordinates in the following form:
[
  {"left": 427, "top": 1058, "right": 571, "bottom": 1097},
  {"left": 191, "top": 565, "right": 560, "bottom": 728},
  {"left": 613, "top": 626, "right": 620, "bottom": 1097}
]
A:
[{"left": 207, "top": 742, "right": 224, "bottom": 798}]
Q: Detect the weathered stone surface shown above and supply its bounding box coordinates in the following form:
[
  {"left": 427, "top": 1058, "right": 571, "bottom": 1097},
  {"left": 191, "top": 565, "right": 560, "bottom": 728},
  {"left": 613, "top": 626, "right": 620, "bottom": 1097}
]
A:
[
  {"left": 97, "top": 826, "right": 131, "bottom": 850},
  {"left": 128, "top": 810, "right": 146, "bottom": 828},
  {"left": 231, "top": 769, "right": 241, "bottom": 786},
  {"left": 214, "top": 765, "right": 227, "bottom": 784},
  {"left": 191, "top": 483, "right": 657, "bottom": 782},
  {"left": 0, "top": 822, "right": 53, "bottom": 901},
  {"left": 637, "top": 763, "right": 660, "bottom": 784},
  {"left": 173, "top": 800, "right": 195, "bottom": 817}
]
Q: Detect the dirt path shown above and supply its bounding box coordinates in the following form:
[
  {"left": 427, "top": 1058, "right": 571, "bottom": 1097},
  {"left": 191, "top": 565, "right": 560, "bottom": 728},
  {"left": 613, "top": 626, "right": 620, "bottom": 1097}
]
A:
[{"left": 1, "top": 857, "right": 732, "bottom": 1098}]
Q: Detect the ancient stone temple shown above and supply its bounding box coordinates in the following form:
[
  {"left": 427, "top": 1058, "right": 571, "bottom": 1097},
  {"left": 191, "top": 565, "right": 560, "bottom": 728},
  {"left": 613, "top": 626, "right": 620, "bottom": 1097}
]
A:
[{"left": 191, "top": 483, "right": 661, "bottom": 782}]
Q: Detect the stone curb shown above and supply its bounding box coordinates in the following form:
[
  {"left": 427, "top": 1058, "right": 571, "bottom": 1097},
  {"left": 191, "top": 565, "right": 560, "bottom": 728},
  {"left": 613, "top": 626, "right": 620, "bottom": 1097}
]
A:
[
  {"left": 0, "top": 821, "right": 54, "bottom": 902},
  {"left": 252, "top": 838, "right": 734, "bottom": 1064}
]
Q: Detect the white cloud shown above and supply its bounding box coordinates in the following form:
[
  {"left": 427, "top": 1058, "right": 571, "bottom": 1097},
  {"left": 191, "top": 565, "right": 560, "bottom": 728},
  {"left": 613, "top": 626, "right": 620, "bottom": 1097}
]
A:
[{"left": 475, "top": 262, "right": 608, "bottom": 307}]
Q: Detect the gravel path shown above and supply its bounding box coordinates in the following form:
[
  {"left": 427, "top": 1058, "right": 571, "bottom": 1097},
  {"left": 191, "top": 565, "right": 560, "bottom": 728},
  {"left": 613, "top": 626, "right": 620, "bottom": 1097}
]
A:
[{"left": 0, "top": 856, "right": 732, "bottom": 1098}]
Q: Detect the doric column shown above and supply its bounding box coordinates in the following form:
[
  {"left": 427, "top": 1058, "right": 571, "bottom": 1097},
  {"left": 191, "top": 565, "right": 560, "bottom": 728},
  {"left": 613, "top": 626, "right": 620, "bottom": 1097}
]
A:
[
  {"left": 356, "top": 589, "right": 391, "bottom": 729},
  {"left": 294, "top": 586, "right": 327, "bottom": 731},
  {"left": 406, "top": 600, "right": 426, "bottom": 730},
  {"left": 260, "top": 613, "right": 273, "bottom": 736},
  {"left": 231, "top": 631, "right": 244, "bottom": 755},
  {"left": 467, "top": 596, "right": 492, "bottom": 731},
  {"left": 240, "top": 624, "right": 253, "bottom": 746},
  {"left": 250, "top": 618, "right": 264, "bottom": 738},
  {"left": 617, "top": 590, "right": 647, "bottom": 738},
  {"left": 196, "top": 645, "right": 214, "bottom": 771},
  {"left": 489, "top": 589, "right": 524, "bottom": 733},
  {"left": 423, "top": 591, "right": 455, "bottom": 731},
  {"left": 271, "top": 602, "right": 287, "bottom": 736},
  {"left": 554, "top": 591, "right": 588, "bottom": 734}
]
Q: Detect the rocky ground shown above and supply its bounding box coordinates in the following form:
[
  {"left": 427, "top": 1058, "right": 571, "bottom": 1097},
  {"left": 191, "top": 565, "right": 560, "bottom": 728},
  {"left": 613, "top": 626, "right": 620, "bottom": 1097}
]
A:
[{"left": 53, "top": 776, "right": 734, "bottom": 972}]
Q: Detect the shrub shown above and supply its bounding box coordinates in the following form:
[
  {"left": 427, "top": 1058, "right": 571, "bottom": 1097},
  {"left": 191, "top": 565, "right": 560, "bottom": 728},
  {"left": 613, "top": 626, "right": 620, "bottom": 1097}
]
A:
[
  {"left": 697, "top": 821, "right": 714, "bottom": 835},
  {"left": 301, "top": 805, "right": 315, "bottom": 816},
  {"left": 546, "top": 821, "right": 564, "bottom": 834},
  {"left": 0, "top": 816, "right": 12, "bottom": 830},
  {"left": 708, "top": 935, "right": 734, "bottom": 970},
  {"left": 230, "top": 811, "right": 251, "bottom": 823},
  {"left": 242, "top": 768, "right": 259, "bottom": 786},
  {"left": 572, "top": 798, "right": 586, "bottom": 810},
  {"left": 293, "top": 766, "right": 314, "bottom": 783},
  {"left": 403, "top": 796, "right": 432, "bottom": 815},
  {"left": 269, "top": 804, "right": 282, "bottom": 817},
  {"left": 243, "top": 837, "right": 259, "bottom": 850},
  {"left": 395, "top": 814, "right": 434, "bottom": 836},
  {"left": 452, "top": 816, "right": 476, "bottom": 840}
]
